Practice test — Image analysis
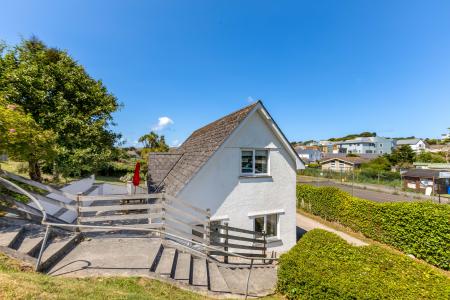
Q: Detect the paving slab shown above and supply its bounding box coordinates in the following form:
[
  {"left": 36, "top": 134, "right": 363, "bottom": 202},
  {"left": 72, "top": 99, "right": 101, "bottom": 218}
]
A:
[{"left": 49, "top": 236, "right": 162, "bottom": 277}]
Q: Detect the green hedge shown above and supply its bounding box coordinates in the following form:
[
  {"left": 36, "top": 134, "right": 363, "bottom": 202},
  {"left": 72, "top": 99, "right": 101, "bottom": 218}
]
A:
[
  {"left": 297, "top": 184, "right": 450, "bottom": 270},
  {"left": 277, "top": 229, "right": 450, "bottom": 300}
]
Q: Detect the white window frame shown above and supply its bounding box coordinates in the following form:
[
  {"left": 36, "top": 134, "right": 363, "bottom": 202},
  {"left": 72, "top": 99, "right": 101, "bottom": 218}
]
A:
[
  {"left": 252, "top": 213, "right": 280, "bottom": 240},
  {"left": 240, "top": 148, "right": 270, "bottom": 176}
]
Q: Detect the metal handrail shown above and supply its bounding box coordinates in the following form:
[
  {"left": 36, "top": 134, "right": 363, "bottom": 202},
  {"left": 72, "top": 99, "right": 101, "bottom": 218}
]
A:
[{"left": 0, "top": 174, "right": 278, "bottom": 298}]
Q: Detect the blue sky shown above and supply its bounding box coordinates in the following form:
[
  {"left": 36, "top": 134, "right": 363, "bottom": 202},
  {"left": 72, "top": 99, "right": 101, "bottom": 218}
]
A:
[{"left": 1, "top": 1, "right": 450, "bottom": 146}]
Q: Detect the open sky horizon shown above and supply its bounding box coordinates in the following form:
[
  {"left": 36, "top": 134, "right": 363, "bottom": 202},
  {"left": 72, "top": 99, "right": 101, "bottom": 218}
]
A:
[{"left": 2, "top": 1, "right": 450, "bottom": 147}]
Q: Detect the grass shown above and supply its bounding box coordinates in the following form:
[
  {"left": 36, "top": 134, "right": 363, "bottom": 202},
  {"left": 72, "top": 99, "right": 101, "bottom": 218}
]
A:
[
  {"left": 0, "top": 253, "right": 284, "bottom": 300},
  {"left": 94, "top": 175, "right": 124, "bottom": 185}
]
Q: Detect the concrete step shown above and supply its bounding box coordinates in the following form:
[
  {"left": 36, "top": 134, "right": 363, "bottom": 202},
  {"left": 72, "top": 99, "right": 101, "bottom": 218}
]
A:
[
  {"left": 155, "top": 247, "right": 176, "bottom": 277},
  {"left": 17, "top": 236, "right": 44, "bottom": 256},
  {"left": 15, "top": 227, "right": 47, "bottom": 256},
  {"left": 208, "top": 262, "right": 230, "bottom": 293},
  {"left": 173, "top": 252, "right": 191, "bottom": 284},
  {"left": 247, "top": 267, "right": 277, "bottom": 295},
  {"left": 192, "top": 258, "right": 208, "bottom": 288},
  {"left": 39, "top": 234, "right": 81, "bottom": 272},
  {"left": 0, "top": 226, "right": 23, "bottom": 248},
  {"left": 219, "top": 267, "right": 252, "bottom": 295},
  {"left": 148, "top": 241, "right": 162, "bottom": 272}
]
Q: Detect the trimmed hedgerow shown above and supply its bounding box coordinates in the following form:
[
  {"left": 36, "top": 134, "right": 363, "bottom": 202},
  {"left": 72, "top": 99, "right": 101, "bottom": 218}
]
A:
[
  {"left": 277, "top": 229, "right": 450, "bottom": 300},
  {"left": 297, "top": 184, "right": 450, "bottom": 270}
]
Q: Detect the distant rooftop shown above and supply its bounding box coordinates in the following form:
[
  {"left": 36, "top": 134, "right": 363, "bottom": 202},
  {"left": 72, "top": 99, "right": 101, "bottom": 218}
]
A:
[{"left": 396, "top": 138, "right": 423, "bottom": 145}]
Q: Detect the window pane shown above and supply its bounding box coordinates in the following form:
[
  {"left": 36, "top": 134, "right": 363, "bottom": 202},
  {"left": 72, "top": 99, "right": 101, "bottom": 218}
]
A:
[
  {"left": 241, "top": 150, "right": 253, "bottom": 173},
  {"left": 254, "top": 217, "right": 264, "bottom": 233},
  {"left": 255, "top": 150, "right": 268, "bottom": 174},
  {"left": 266, "top": 214, "right": 278, "bottom": 237}
]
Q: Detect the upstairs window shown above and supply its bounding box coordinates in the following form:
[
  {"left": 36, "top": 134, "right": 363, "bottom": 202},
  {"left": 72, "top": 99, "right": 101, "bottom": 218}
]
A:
[{"left": 241, "top": 149, "right": 269, "bottom": 175}]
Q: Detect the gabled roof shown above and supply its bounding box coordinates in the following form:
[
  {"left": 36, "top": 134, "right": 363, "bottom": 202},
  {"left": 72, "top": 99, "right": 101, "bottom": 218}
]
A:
[
  {"left": 148, "top": 101, "right": 302, "bottom": 196},
  {"left": 396, "top": 138, "right": 423, "bottom": 145},
  {"left": 320, "top": 156, "right": 370, "bottom": 165}
]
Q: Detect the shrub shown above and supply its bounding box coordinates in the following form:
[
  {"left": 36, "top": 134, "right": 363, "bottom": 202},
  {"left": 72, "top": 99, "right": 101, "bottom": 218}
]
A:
[
  {"left": 297, "top": 185, "right": 450, "bottom": 270},
  {"left": 277, "top": 229, "right": 450, "bottom": 300}
]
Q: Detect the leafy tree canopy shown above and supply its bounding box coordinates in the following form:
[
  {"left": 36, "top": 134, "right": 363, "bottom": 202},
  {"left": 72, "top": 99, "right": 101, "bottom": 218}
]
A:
[
  {"left": 0, "top": 37, "right": 121, "bottom": 180},
  {"left": 0, "top": 97, "right": 56, "bottom": 180},
  {"left": 138, "top": 131, "right": 170, "bottom": 160},
  {"left": 388, "top": 145, "right": 416, "bottom": 168},
  {"left": 328, "top": 132, "right": 376, "bottom": 142},
  {"left": 415, "top": 152, "right": 446, "bottom": 163}
]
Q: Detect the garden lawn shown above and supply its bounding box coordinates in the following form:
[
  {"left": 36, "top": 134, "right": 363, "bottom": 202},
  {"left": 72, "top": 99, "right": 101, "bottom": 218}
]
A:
[
  {"left": 0, "top": 253, "right": 283, "bottom": 300},
  {"left": 278, "top": 229, "right": 450, "bottom": 300}
]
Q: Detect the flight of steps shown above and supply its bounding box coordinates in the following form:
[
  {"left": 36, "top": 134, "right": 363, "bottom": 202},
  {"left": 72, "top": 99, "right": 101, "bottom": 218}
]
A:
[
  {"left": 0, "top": 218, "right": 81, "bottom": 272},
  {"left": 0, "top": 218, "right": 277, "bottom": 297},
  {"left": 149, "top": 241, "right": 277, "bottom": 296}
]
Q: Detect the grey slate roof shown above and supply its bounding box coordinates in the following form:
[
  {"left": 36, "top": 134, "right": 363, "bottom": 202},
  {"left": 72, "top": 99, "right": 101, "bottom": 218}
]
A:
[
  {"left": 396, "top": 138, "right": 422, "bottom": 145},
  {"left": 402, "top": 169, "right": 444, "bottom": 179},
  {"left": 320, "top": 156, "right": 370, "bottom": 165},
  {"left": 148, "top": 102, "right": 259, "bottom": 196}
]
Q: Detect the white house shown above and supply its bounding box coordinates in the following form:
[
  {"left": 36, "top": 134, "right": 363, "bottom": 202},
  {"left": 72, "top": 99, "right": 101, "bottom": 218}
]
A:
[
  {"left": 395, "top": 138, "right": 428, "bottom": 153},
  {"left": 148, "top": 101, "right": 304, "bottom": 253},
  {"left": 335, "top": 136, "right": 394, "bottom": 154}
]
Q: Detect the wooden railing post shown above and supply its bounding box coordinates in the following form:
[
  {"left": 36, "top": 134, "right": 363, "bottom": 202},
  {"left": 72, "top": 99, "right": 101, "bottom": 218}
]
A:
[
  {"left": 205, "top": 208, "right": 211, "bottom": 255},
  {"left": 224, "top": 222, "right": 229, "bottom": 263},
  {"left": 76, "top": 192, "right": 82, "bottom": 232}
]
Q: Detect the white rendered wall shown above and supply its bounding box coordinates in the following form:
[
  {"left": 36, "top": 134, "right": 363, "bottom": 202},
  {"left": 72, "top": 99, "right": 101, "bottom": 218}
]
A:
[{"left": 177, "top": 110, "right": 297, "bottom": 253}]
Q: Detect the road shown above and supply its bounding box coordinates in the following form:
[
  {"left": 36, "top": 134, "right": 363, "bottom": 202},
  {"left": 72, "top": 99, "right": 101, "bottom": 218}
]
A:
[{"left": 298, "top": 179, "right": 430, "bottom": 203}]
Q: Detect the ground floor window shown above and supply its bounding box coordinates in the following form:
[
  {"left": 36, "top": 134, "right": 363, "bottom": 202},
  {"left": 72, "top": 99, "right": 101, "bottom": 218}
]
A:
[{"left": 254, "top": 214, "right": 278, "bottom": 238}]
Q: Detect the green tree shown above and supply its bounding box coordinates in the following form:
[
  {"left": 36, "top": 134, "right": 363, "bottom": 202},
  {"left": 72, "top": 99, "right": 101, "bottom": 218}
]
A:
[
  {"left": 361, "top": 155, "right": 392, "bottom": 171},
  {"left": 0, "top": 37, "right": 121, "bottom": 181},
  {"left": 388, "top": 145, "right": 416, "bottom": 168},
  {"left": 138, "top": 131, "right": 169, "bottom": 152},
  {"left": 415, "top": 152, "right": 446, "bottom": 163},
  {"left": 0, "top": 98, "right": 56, "bottom": 180}
]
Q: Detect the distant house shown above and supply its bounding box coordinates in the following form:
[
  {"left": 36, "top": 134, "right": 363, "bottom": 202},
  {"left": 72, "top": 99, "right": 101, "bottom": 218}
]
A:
[
  {"left": 295, "top": 149, "right": 322, "bottom": 164},
  {"left": 395, "top": 138, "right": 428, "bottom": 152},
  {"left": 148, "top": 101, "right": 304, "bottom": 253},
  {"left": 320, "top": 156, "right": 370, "bottom": 172},
  {"left": 335, "top": 137, "right": 394, "bottom": 155},
  {"left": 402, "top": 169, "right": 450, "bottom": 194}
]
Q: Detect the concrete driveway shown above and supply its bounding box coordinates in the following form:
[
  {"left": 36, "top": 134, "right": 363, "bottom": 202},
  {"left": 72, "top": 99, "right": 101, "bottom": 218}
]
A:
[{"left": 296, "top": 213, "right": 367, "bottom": 246}]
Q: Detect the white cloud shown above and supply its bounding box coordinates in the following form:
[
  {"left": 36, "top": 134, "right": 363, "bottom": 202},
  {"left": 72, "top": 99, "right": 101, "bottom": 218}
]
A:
[
  {"left": 171, "top": 139, "right": 182, "bottom": 147},
  {"left": 247, "top": 96, "right": 254, "bottom": 103},
  {"left": 152, "top": 116, "right": 174, "bottom": 131}
]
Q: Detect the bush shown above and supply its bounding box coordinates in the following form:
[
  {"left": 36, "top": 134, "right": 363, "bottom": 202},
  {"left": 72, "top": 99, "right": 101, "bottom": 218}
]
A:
[
  {"left": 277, "top": 229, "right": 450, "bottom": 300},
  {"left": 297, "top": 185, "right": 450, "bottom": 270}
]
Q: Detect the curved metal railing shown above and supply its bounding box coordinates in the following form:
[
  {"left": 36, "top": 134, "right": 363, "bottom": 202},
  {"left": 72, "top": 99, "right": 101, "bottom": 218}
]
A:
[{"left": 0, "top": 173, "right": 278, "bottom": 298}]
